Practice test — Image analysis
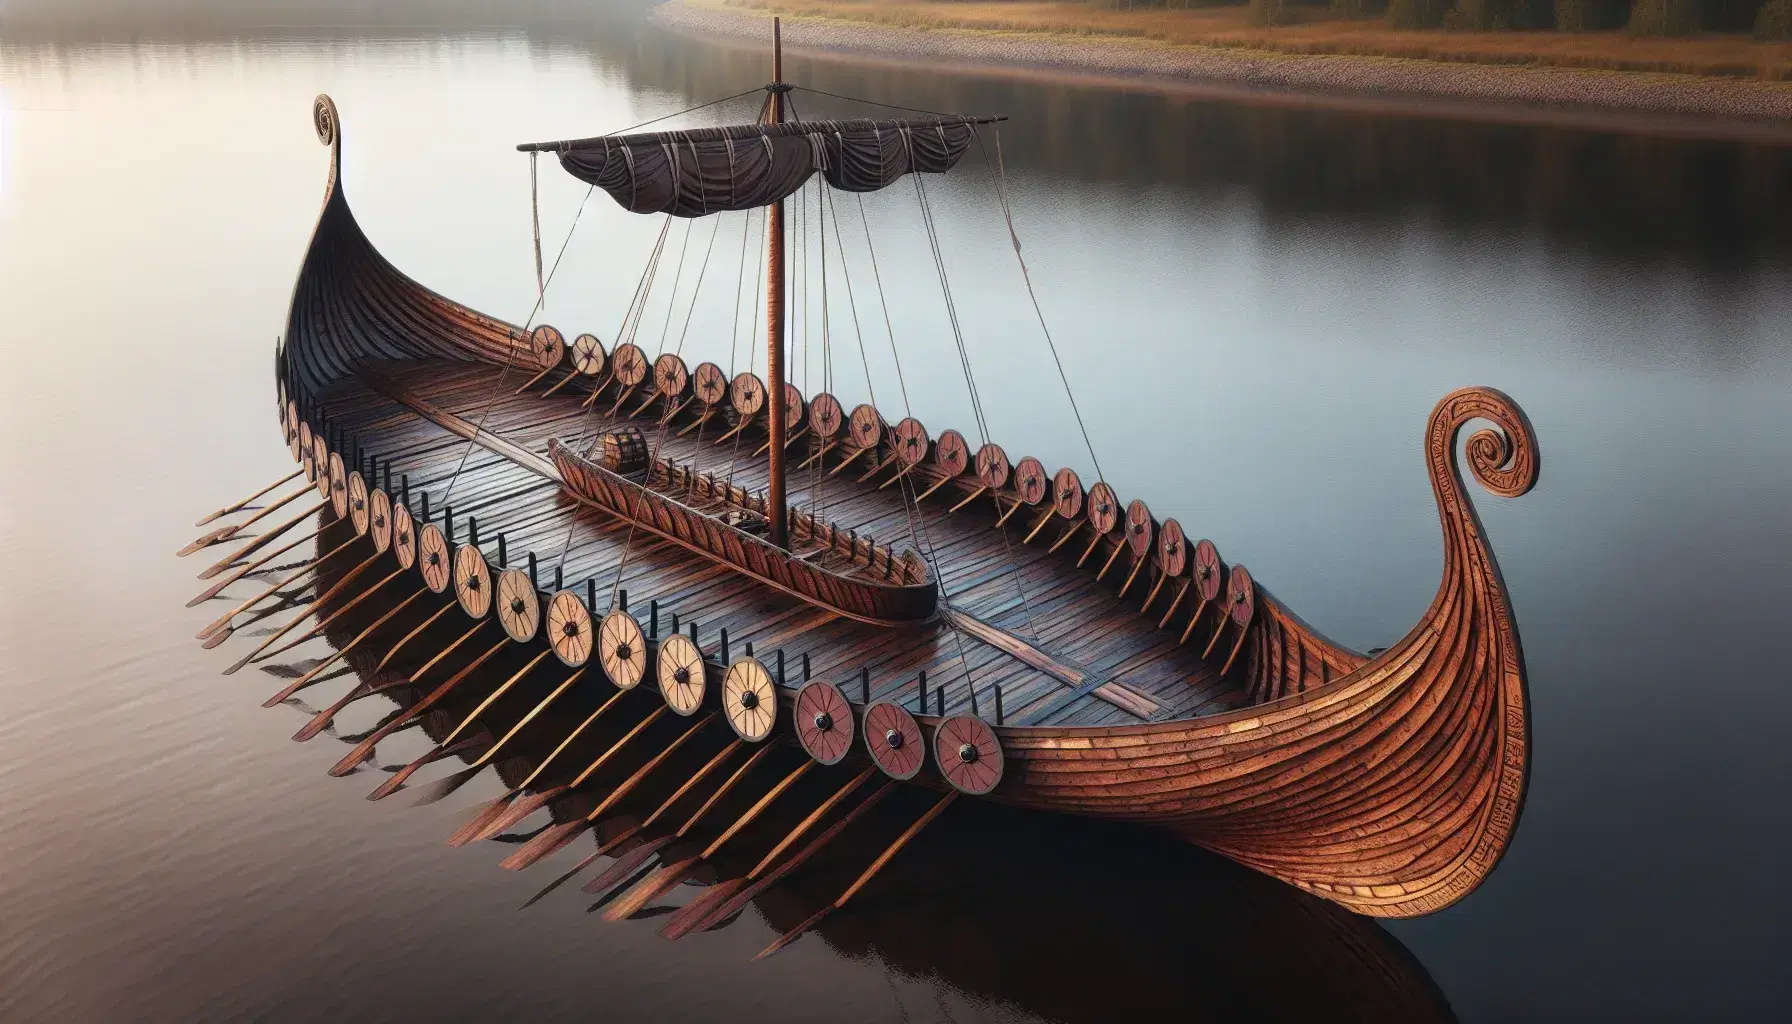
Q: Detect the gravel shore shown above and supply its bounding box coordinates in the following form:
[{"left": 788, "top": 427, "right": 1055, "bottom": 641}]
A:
[{"left": 655, "top": 1, "right": 1792, "bottom": 138}]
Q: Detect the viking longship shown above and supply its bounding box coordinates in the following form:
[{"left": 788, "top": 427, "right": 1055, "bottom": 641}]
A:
[{"left": 184, "top": 21, "right": 1539, "bottom": 943}]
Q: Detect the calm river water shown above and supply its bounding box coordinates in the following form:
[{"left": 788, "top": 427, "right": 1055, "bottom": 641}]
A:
[{"left": 2, "top": 2, "right": 1788, "bottom": 1021}]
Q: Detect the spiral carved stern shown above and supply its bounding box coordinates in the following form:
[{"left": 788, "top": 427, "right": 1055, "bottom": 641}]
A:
[{"left": 996, "top": 388, "right": 1538, "bottom": 918}]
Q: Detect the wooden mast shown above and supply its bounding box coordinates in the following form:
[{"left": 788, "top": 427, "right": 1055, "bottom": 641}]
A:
[{"left": 765, "top": 18, "right": 789, "bottom": 549}]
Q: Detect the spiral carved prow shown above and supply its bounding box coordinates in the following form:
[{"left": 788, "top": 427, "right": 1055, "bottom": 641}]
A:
[{"left": 1429, "top": 386, "right": 1540, "bottom": 502}]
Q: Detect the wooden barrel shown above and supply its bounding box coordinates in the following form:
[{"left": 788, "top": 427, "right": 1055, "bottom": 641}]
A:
[{"left": 595, "top": 426, "right": 650, "bottom": 476}]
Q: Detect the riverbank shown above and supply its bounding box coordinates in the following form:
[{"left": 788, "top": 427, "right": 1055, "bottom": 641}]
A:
[{"left": 654, "top": 0, "right": 1792, "bottom": 140}]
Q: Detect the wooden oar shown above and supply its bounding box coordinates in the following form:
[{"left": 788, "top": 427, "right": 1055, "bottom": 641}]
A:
[
  {"left": 661, "top": 773, "right": 885, "bottom": 940},
  {"left": 796, "top": 437, "right": 835, "bottom": 469},
  {"left": 375, "top": 602, "right": 459, "bottom": 672},
  {"left": 1201, "top": 610, "right": 1230, "bottom": 658},
  {"left": 407, "top": 667, "right": 587, "bottom": 808},
  {"left": 754, "top": 791, "right": 957, "bottom": 960},
  {"left": 196, "top": 499, "right": 329, "bottom": 579},
  {"left": 261, "top": 589, "right": 432, "bottom": 706},
  {"left": 365, "top": 733, "right": 489, "bottom": 801},
  {"left": 514, "top": 365, "right": 557, "bottom": 394},
  {"left": 710, "top": 414, "right": 752, "bottom": 446},
  {"left": 484, "top": 706, "right": 671, "bottom": 861},
  {"left": 825, "top": 445, "right": 872, "bottom": 477},
  {"left": 221, "top": 550, "right": 384, "bottom": 674},
  {"left": 496, "top": 712, "right": 716, "bottom": 870},
  {"left": 251, "top": 568, "right": 409, "bottom": 663},
  {"left": 676, "top": 408, "right": 717, "bottom": 437},
  {"left": 947, "top": 486, "right": 987, "bottom": 513},
  {"left": 202, "top": 591, "right": 309, "bottom": 649},
  {"left": 538, "top": 367, "right": 583, "bottom": 399},
  {"left": 195, "top": 534, "right": 357, "bottom": 640},
  {"left": 575, "top": 740, "right": 755, "bottom": 897},
  {"left": 1116, "top": 554, "right": 1148, "bottom": 599},
  {"left": 604, "top": 383, "right": 637, "bottom": 418},
  {"left": 327, "top": 633, "right": 509, "bottom": 774},
  {"left": 1177, "top": 596, "right": 1211, "bottom": 645},
  {"left": 1047, "top": 521, "right": 1083, "bottom": 554},
  {"left": 1020, "top": 508, "right": 1057, "bottom": 543},
  {"left": 1095, "top": 542, "right": 1127, "bottom": 583},
  {"left": 517, "top": 821, "right": 646, "bottom": 910},
  {"left": 187, "top": 523, "right": 326, "bottom": 607},
  {"left": 445, "top": 687, "right": 632, "bottom": 847},
  {"left": 363, "top": 649, "right": 553, "bottom": 801},
  {"left": 292, "top": 617, "right": 489, "bottom": 742},
  {"left": 602, "top": 758, "right": 815, "bottom": 920},
  {"left": 194, "top": 468, "right": 303, "bottom": 526},
  {"left": 1157, "top": 578, "right": 1191, "bottom": 627},
  {"left": 178, "top": 484, "right": 311, "bottom": 556},
  {"left": 754, "top": 425, "right": 808, "bottom": 458}
]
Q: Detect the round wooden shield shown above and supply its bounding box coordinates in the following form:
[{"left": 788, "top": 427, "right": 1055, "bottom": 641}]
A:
[
  {"left": 975, "top": 443, "right": 1010, "bottom": 491},
  {"left": 297, "top": 419, "right": 312, "bottom": 471},
  {"left": 1013, "top": 457, "right": 1048, "bottom": 506},
  {"left": 730, "top": 372, "right": 766, "bottom": 417},
  {"left": 529, "top": 324, "right": 565, "bottom": 371},
  {"left": 420, "top": 525, "right": 453, "bottom": 595},
  {"left": 1227, "top": 564, "right": 1256, "bottom": 629},
  {"left": 1125, "top": 499, "right": 1154, "bottom": 559},
  {"left": 369, "top": 489, "right": 393, "bottom": 554},
  {"left": 392, "top": 502, "right": 416, "bottom": 570},
  {"left": 496, "top": 568, "right": 541, "bottom": 643},
  {"left": 545, "top": 590, "right": 593, "bottom": 667},
  {"left": 863, "top": 701, "right": 924, "bottom": 781},
  {"left": 794, "top": 681, "right": 854, "bottom": 765},
  {"left": 782, "top": 383, "right": 804, "bottom": 429},
  {"left": 1052, "top": 467, "right": 1084, "bottom": 520},
  {"left": 809, "top": 393, "right": 844, "bottom": 438},
  {"left": 1157, "top": 518, "right": 1187, "bottom": 577},
  {"left": 598, "top": 610, "right": 647, "bottom": 690},
  {"left": 934, "top": 429, "right": 970, "bottom": 478},
  {"left": 611, "top": 343, "right": 649, "bottom": 387},
  {"left": 1193, "top": 539, "right": 1223, "bottom": 602},
  {"left": 347, "top": 471, "right": 370, "bottom": 536},
  {"left": 722, "top": 657, "right": 777, "bottom": 742},
  {"left": 656, "top": 632, "right": 706, "bottom": 715},
  {"left": 692, "top": 362, "right": 727, "bottom": 406},
  {"left": 327, "top": 453, "right": 349, "bottom": 519},
  {"left": 453, "top": 544, "right": 492, "bottom": 619},
  {"left": 1087, "top": 482, "right": 1120, "bottom": 535},
  {"left": 847, "top": 404, "right": 883, "bottom": 450},
  {"left": 654, "top": 353, "right": 689, "bottom": 399},
  {"left": 934, "top": 715, "right": 1004, "bottom": 796},
  {"left": 571, "top": 333, "right": 606, "bottom": 376},
  {"left": 312, "top": 437, "right": 330, "bottom": 497},
  {"left": 890, "top": 417, "right": 929, "bottom": 467}
]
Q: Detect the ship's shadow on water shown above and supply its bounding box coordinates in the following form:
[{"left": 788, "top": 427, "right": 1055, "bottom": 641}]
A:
[{"left": 269, "top": 515, "right": 1455, "bottom": 1024}]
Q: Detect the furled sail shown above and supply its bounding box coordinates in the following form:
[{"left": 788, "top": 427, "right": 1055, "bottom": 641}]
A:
[{"left": 522, "top": 117, "right": 999, "bottom": 217}]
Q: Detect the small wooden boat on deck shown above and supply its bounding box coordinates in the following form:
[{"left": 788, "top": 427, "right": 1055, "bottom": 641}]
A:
[{"left": 188, "top": 24, "right": 1540, "bottom": 934}]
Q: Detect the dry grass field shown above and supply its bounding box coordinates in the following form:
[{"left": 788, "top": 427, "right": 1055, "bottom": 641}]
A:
[{"left": 717, "top": 0, "right": 1792, "bottom": 78}]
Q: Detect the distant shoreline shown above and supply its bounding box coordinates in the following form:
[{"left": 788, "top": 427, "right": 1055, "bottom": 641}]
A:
[{"left": 654, "top": 1, "right": 1792, "bottom": 144}]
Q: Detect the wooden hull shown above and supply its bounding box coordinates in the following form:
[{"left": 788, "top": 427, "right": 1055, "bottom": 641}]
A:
[
  {"left": 549, "top": 440, "right": 939, "bottom": 626},
  {"left": 275, "top": 96, "right": 1537, "bottom": 917}
]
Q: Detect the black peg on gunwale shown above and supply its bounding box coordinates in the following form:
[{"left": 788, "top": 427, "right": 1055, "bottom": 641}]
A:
[
  {"left": 587, "top": 578, "right": 597, "bottom": 613},
  {"left": 382, "top": 459, "right": 392, "bottom": 494},
  {"left": 995, "top": 686, "right": 1004, "bottom": 726},
  {"left": 689, "top": 620, "right": 698, "bottom": 647},
  {"left": 553, "top": 565, "right": 563, "bottom": 592},
  {"left": 531, "top": 551, "right": 541, "bottom": 589},
  {"left": 468, "top": 517, "right": 480, "bottom": 548},
  {"left": 419, "top": 490, "right": 429, "bottom": 521},
  {"left": 745, "top": 641, "right": 754, "bottom": 659},
  {"left": 936, "top": 687, "right": 945, "bottom": 718},
  {"left": 776, "top": 649, "right": 785, "bottom": 685},
  {"left": 649, "top": 600, "right": 659, "bottom": 638},
  {"left": 917, "top": 670, "right": 927, "bottom": 712},
  {"left": 801, "top": 652, "right": 810, "bottom": 682},
  {"left": 861, "top": 667, "right": 870, "bottom": 705},
  {"left": 618, "top": 589, "right": 628, "bottom": 613},
  {"left": 970, "top": 682, "right": 980, "bottom": 718},
  {"left": 444, "top": 506, "right": 455, "bottom": 545},
  {"left": 719, "top": 628, "right": 730, "bottom": 663},
  {"left": 400, "top": 475, "right": 410, "bottom": 510},
  {"left": 670, "top": 610, "right": 680, "bottom": 634}
]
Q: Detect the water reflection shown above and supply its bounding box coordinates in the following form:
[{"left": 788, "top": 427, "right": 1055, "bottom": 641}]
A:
[
  {"left": 6, "top": 0, "right": 1788, "bottom": 265},
  {"left": 274, "top": 514, "right": 1456, "bottom": 1023}
]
